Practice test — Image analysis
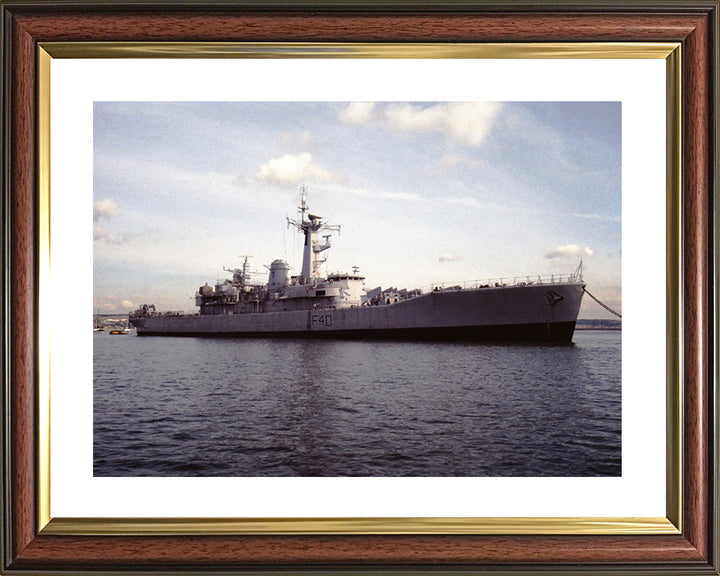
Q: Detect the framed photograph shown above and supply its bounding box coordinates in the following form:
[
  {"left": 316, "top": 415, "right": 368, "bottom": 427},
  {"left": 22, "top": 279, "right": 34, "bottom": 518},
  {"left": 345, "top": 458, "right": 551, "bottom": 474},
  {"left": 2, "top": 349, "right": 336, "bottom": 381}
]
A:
[{"left": 2, "top": 1, "right": 717, "bottom": 574}]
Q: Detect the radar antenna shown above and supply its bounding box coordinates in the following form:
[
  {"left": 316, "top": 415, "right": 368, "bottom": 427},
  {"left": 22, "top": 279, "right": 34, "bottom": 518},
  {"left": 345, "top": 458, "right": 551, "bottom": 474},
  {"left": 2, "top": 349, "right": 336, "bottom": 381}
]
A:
[
  {"left": 223, "top": 255, "right": 258, "bottom": 287},
  {"left": 286, "top": 187, "right": 341, "bottom": 282},
  {"left": 298, "top": 184, "right": 309, "bottom": 219}
]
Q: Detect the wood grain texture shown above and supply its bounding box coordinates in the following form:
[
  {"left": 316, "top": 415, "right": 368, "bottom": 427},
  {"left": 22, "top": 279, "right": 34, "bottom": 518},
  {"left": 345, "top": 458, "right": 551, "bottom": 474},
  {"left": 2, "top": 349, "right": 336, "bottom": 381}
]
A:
[
  {"left": 681, "top": 9, "right": 710, "bottom": 559},
  {"left": 13, "top": 12, "right": 705, "bottom": 42},
  {"left": 10, "top": 14, "right": 37, "bottom": 562},
  {"left": 4, "top": 3, "right": 716, "bottom": 572},
  {"left": 9, "top": 534, "right": 707, "bottom": 567}
]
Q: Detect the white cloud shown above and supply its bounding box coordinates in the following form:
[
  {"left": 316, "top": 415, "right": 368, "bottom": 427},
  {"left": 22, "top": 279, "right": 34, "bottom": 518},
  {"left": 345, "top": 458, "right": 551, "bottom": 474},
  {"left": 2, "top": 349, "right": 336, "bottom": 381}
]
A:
[
  {"left": 439, "top": 253, "right": 460, "bottom": 263},
  {"left": 339, "top": 102, "right": 503, "bottom": 147},
  {"left": 545, "top": 244, "right": 595, "bottom": 260},
  {"left": 384, "top": 102, "right": 503, "bottom": 146},
  {"left": 95, "top": 297, "right": 138, "bottom": 314},
  {"left": 93, "top": 198, "right": 118, "bottom": 221},
  {"left": 339, "top": 102, "right": 375, "bottom": 125},
  {"left": 253, "top": 153, "right": 343, "bottom": 185},
  {"left": 93, "top": 225, "right": 133, "bottom": 245}
]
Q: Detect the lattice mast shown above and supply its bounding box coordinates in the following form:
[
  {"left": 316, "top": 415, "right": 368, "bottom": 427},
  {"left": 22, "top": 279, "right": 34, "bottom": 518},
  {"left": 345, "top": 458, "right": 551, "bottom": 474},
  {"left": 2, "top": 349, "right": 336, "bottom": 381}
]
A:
[
  {"left": 286, "top": 186, "right": 341, "bottom": 283},
  {"left": 223, "top": 255, "right": 256, "bottom": 287}
]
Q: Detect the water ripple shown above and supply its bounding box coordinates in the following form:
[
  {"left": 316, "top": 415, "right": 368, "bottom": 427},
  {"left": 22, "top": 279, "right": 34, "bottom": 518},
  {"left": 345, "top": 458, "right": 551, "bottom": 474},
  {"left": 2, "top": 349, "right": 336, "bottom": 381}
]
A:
[{"left": 94, "top": 331, "right": 621, "bottom": 477}]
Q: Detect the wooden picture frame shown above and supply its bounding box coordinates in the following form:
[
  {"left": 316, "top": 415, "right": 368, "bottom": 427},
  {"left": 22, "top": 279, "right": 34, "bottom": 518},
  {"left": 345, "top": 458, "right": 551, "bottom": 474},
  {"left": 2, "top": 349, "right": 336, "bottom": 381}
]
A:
[{"left": 2, "top": 1, "right": 717, "bottom": 573}]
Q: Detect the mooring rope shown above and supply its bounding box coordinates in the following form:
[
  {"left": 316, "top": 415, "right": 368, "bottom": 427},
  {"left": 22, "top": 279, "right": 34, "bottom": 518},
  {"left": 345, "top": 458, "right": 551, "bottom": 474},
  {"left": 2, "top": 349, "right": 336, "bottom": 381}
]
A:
[{"left": 583, "top": 287, "right": 622, "bottom": 318}]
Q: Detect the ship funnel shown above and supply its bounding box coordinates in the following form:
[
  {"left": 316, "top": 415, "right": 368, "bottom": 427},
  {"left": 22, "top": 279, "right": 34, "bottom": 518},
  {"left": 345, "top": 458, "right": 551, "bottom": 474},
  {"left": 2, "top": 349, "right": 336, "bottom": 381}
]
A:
[{"left": 268, "top": 259, "right": 290, "bottom": 290}]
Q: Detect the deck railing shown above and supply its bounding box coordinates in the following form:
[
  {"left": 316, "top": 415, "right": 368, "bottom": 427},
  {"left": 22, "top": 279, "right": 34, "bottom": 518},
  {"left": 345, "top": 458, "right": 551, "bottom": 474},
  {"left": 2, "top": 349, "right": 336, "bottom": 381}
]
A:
[{"left": 420, "top": 272, "right": 583, "bottom": 295}]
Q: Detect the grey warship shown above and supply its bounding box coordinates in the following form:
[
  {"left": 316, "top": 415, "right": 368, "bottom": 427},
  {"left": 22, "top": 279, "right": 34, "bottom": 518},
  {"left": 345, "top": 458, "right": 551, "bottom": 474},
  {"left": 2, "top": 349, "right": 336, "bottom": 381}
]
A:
[{"left": 130, "top": 190, "right": 585, "bottom": 342}]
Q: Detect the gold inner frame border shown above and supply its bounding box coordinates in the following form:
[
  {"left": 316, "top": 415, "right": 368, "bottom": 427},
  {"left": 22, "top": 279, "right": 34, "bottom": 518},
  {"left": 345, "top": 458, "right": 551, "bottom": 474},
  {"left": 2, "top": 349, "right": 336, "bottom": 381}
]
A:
[{"left": 36, "top": 41, "right": 682, "bottom": 536}]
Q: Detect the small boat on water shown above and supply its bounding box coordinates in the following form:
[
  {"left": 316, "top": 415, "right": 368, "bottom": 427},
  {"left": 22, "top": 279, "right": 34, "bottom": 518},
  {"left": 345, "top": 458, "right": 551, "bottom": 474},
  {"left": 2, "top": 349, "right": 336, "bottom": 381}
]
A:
[
  {"left": 93, "top": 310, "right": 105, "bottom": 332},
  {"left": 108, "top": 317, "right": 132, "bottom": 335}
]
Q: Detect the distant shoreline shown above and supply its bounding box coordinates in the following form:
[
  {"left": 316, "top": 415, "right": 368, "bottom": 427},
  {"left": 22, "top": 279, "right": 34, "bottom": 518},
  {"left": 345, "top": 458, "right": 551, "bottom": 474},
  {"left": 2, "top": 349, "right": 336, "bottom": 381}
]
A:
[{"left": 576, "top": 319, "right": 621, "bottom": 330}]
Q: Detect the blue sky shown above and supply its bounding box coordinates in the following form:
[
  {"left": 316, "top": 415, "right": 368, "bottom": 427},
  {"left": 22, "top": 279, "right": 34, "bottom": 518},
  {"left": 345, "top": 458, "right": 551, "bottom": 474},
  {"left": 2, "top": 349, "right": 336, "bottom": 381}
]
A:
[{"left": 93, "top": 101, "right": 621, "bottom": 318}]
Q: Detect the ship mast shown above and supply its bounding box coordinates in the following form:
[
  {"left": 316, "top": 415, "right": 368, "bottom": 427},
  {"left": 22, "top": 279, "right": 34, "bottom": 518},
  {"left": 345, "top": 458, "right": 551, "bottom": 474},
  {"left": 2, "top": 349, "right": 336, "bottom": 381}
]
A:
[
  {"left": 286, "top": 186, "right": 340, "bottom": 284},
  {"left": 223, "top": 255, "right": 255, "bottom": 287}
]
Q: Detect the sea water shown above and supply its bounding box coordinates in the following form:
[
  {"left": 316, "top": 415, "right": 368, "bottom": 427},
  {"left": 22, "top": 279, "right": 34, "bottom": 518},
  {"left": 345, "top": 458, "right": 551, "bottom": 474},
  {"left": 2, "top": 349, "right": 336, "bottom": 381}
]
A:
[{"left": 93, "top": 330, "right": 621, "bottom": 477}]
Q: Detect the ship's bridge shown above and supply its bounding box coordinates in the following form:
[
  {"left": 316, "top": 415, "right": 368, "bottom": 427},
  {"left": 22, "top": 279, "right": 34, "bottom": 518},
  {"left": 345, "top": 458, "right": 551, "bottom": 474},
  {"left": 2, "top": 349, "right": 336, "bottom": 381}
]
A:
[
  {"left": 326, "top": 271, "right": 365, "bottom": 307},
  {"left": 327, "top": 273, "right": 365, "bottom": 282}
]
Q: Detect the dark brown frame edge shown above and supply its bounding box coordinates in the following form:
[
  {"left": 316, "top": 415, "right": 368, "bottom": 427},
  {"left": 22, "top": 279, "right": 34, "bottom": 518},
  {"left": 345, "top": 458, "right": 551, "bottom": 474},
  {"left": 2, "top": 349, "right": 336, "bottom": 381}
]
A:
[{"left": 1, "top": 1, "right": 717, "bottom": 574}]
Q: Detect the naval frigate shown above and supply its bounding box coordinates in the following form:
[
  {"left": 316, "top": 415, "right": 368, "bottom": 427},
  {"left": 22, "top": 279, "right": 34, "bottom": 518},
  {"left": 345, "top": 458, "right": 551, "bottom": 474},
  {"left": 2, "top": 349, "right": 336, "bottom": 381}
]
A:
[{"left": 130, "top": 190, "right": 585, "bottom": 342}]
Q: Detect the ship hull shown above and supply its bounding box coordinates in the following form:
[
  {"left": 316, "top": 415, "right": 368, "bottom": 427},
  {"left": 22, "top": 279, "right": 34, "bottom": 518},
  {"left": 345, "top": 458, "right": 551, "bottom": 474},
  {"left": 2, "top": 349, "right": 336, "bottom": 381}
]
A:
[
  {"left": 132, "top": 282, "right": 585, "bottom": 343},
  {"left": 134, "top": 322, "right": 577, "bottom": 342}
]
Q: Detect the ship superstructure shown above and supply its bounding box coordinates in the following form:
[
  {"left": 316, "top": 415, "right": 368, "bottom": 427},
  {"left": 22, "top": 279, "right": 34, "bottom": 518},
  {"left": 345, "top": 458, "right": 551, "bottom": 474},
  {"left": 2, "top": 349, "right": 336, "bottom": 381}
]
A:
[
  {"left": 187, "top": 189, "right": 365, "bottom": 317},
  {"left": 131, "top": 190, "right": 585, "bottom": 342}
]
